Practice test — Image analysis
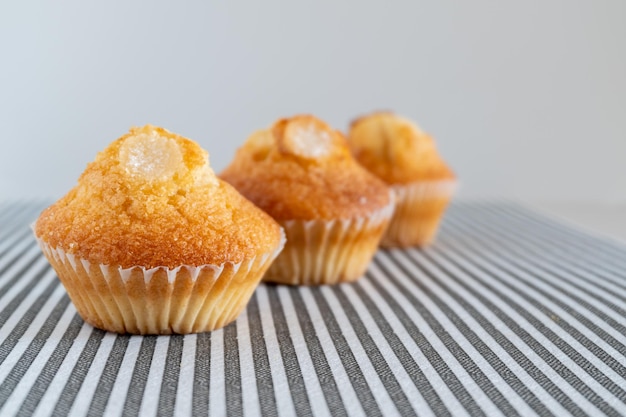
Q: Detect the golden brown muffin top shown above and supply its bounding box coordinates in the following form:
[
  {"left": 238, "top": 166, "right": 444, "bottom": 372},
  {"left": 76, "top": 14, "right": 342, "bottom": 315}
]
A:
[
  {"left": 220, "top": 115, "right": 392, "bottom": 221},
  {"left": 35, "top": 125, "right": 283, "bottom": 269},
  {"left": 348, "top": 112, "right": 455, "bottom": 184}
]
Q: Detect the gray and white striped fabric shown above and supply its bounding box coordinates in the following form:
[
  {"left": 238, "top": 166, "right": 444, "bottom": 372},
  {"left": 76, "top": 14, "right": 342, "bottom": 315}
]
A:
[{"left": 0, "top": 201, "right": 625, "bottom": 417}]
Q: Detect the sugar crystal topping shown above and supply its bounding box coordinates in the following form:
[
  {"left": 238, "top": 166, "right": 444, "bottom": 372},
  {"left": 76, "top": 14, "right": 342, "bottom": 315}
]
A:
[
  {"left": 284, "top": 122, "right": 333, "bottom": 159},
  {"left": 119, "top": 131, "right": 184, "bottom": 182}
]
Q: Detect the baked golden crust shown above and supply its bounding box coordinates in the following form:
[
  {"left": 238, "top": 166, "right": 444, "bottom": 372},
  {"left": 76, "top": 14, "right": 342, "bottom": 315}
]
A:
[
  {"left": 348, "top": 112, "right": 455, "bottom": 184},
  {"left": 34, "top": 125, "right": 282, "bottom": 269},
  {"left": 220, "top": 115, "right": 392, "bottom": 221}
]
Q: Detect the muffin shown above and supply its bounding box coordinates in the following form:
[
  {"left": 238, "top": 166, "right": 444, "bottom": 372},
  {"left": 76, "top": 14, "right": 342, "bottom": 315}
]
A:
[
  {"left": 220, "top": 115, "right": 394, "bottom": 285},
  {"left": 34, "top": 125, "right": 284, "bottom": 334},
  {"left": 348, "top": 112, "right": 456, "bottom": 247}
]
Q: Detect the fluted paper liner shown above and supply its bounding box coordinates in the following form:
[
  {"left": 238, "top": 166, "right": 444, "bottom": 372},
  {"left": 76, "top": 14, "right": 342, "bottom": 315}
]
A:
[
  {"left": 382, "top": 180, "right": 457, "bottom": 248},
  {"left": 34, "top": 232, "right": 285, "bottom": 335},
  {"left": 264, "top": 197, "right": 394, "bottom": 285}
]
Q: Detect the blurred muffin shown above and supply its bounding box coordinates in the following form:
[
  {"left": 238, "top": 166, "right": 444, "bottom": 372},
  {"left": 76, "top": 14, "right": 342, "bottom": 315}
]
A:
[
  {"left": 34, "top": 125, "right": 284, "bottom": 334},
  {"left": 348, "top": 112, "right": 456, "bottom": 247},
  {"left": 221, "top": 115, "right": 394, "bottom": 285}
]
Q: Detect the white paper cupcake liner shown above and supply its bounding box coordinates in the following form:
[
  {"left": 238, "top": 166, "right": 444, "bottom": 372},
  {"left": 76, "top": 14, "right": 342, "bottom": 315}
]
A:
[
  {"left": 264, "top": 196, "right": 394, "bottom": 285},
  {"left": 34, "top": 231, "right": 285, "bottom": 334},
  {"left": 382, "top": 179, "right": 457, "bottom": 247}
]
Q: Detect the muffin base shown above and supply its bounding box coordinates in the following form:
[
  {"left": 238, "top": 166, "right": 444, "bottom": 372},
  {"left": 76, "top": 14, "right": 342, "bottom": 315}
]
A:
[
  {"left": 36, "top": 235, "right": 284, "bottom": 335},
  {"left": 264, "top": 198, "right": 394, "bottom": 285},
  {"left": 382, "top": 180, "right": 457, "bottom": 248}
]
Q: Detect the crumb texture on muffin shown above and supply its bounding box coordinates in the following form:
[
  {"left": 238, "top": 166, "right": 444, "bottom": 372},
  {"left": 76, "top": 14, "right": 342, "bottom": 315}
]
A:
[
  {"left": 35, "top": 125, "right": 282, "bottom": 269},
  {"left": 348, "top": 112, "right": 455, "bottom": 184},
  {"left": 220, "top": 115, "right": 391, "bottom": 221}
]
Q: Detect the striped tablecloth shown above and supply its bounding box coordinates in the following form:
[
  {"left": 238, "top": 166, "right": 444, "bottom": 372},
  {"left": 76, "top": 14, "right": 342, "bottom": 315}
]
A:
[{"left": 0, "top": 201, "right": 624, "bottom": 417}]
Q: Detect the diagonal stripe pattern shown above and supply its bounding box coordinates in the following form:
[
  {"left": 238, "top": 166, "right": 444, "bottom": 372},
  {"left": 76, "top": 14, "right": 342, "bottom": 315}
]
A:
[{"left": 0, "top": 201, "right": 625, "bottom": 417}]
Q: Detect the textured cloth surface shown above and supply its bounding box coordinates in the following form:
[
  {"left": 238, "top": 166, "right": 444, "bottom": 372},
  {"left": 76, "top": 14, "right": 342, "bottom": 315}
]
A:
[{"left": 0, "top": 201, "right": 625, "bottom": 417}]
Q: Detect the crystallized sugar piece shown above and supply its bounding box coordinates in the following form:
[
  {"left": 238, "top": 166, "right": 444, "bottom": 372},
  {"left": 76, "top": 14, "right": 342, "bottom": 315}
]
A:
[
  {"left": 284, "top": 122, "right": 333, "bottom": 159},
  {"left": 119, "top": 132, "right": 184, "bottom": 182}
]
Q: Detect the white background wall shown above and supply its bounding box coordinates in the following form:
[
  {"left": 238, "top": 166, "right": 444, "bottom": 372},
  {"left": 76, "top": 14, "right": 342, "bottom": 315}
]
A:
[{"left": 1, "top": 1, "right": 625, "bottom": 202}]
